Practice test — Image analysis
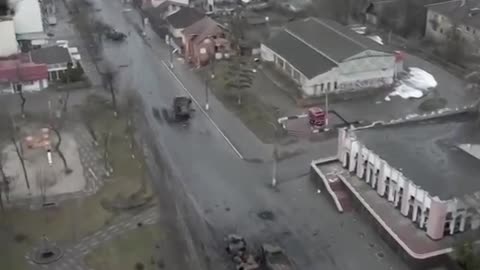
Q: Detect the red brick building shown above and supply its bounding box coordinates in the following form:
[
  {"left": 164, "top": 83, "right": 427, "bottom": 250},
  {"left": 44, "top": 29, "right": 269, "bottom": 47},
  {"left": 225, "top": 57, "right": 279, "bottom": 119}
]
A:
[{"left": 183, "top": 17, "right": 231, "bottom": 67}]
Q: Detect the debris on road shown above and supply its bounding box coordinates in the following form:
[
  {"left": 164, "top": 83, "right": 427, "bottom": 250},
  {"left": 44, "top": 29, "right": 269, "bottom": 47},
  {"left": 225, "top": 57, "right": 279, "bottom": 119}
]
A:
[{"left": 225, "top": 234, "right": 260, "bottom": 270}]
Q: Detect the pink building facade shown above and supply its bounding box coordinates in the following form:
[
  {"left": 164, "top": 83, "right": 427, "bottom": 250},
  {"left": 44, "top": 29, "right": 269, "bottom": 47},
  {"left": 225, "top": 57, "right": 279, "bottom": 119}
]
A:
[{"left": 337, "top": 128, "right": 480, "bottom": 240}]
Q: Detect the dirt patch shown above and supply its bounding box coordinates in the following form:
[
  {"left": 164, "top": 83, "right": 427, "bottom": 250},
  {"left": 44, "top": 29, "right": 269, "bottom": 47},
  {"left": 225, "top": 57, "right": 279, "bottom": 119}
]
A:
[
  {"left": 200, "top": 62, "right": 282, "bottom": 143},
  {"left": 257, "top": 210, "right": 275, "bottom": 221},
  {"left": 418, "top": 97, "right": 447, "bottom": 112}
]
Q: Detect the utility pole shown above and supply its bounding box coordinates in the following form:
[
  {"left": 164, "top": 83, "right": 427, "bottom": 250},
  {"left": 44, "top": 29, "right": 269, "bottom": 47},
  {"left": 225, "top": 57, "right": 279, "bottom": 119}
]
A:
[
  {"left": 205, "top": 62, "right": 215, "bottom": 111},
  {"left": 205, "top": 76, "right": 210, "bottom": 111},
  {"left": 325, "top": 89, "right": 329, "bottom": 127},
  {"left": 268, "top": 122, "right": 278, "bottom": 188},
  {"left": 166, "top": 35, "right": 174, "bottom": 68}
]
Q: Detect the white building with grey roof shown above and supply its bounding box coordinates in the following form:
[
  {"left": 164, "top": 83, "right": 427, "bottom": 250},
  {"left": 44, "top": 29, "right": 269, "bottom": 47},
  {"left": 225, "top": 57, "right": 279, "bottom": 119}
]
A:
[
  {"left": 260, "top": 17, "right": 403, "bottom": 97},
  {"left": 338, "top": 113, "right": 480, "bottom": 241}
]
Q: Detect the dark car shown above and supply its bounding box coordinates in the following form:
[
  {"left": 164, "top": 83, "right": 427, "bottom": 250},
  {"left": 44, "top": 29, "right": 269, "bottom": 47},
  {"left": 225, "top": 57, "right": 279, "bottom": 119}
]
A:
[
  {"left": 162, "top": 96, "right": 194, "bottom": 123},
  {"left": 105, "top": 29, "right": 126, "bottom": 41}
]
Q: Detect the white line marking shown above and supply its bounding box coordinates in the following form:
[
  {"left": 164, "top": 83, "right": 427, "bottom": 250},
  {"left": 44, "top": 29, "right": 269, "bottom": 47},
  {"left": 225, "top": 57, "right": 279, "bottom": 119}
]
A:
[{"left": 161, "top": 61, "right": 243, "bottom": 159}]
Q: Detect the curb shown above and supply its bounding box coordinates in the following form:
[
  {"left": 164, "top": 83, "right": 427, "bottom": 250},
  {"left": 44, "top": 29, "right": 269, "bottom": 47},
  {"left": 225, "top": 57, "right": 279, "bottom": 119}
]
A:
[{"left": 277, "top": 113, "right": 308, "bottom": 124}]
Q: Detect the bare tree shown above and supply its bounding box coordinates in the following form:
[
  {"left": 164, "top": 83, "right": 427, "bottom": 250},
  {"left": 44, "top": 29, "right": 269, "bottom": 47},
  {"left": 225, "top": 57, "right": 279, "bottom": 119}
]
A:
[
  {"left": 9, "top": 116, "right": 30, "bottom": 191},
  {"left": 49, "top": 97, "right": 72, "bottom": 175},
  {"left": 0, "top": 153, "right": 9, "bottom": 206},
  {"left": 224, "top": 57, "right": 254, "bottom": 105},
  {"left": 62, "top": 62, "right": 73, "bottom": 113},
  {"left": 102, "top": 131, "right": 113, "bottom": 176},
  {"left": 99, "top": 63, "right": 119, "bottom": 117},
  {"left": 444, "top": 23, "right": 466, "bottom": 64},
  {"left": 229, "top": 11, "right": 247, "bottom": 53},
  {"left": 11, "top": 57, "right": 28, "bottom": 118},
  {"left": 123, "top": 91, "right": 143, "bottom": 152},
  {"left": 17, "top": 85, "right": 26, "bottom": 118},
  {"left": 50, "top": 126, "right": 72, "bottom": 174}
]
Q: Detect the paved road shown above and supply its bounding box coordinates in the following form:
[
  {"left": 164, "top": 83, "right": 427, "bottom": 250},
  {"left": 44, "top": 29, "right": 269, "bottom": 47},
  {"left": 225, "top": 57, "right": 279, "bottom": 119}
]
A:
[{"left": 71, "top": 0, "right": 411, "bottom": 269}]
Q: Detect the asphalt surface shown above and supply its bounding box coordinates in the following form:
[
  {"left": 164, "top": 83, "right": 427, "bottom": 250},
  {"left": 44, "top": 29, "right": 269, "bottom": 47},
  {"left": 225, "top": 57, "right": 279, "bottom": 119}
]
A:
[{"left": 71, "top": 0, "right": 412, "bottom": 269}]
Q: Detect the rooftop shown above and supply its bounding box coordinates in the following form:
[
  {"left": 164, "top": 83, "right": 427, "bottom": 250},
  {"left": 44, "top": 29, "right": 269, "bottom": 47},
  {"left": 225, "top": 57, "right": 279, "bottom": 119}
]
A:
[
  {"left": 0, "top": 59, "right": 48, "bottom": 82},
  {"left": 166, "top": 7, "right": 204, "bottom": 29},
  {"left": 263, "top": 17, "right": 391, "bottom": 79},
  {"left": 183, "top": 16, "right": 223, "bottom": 44},
  {"left": 30, "top": 46, "right": 72, "bottom": 65},
  {"left": 0, "top": 19, "right": 17, "bottom": 57},
  {"left": 355, "top": 112, "right": 480, "bottom": 200},
  {"left": 13, "top": 0, "right": 44, "bottom": 35},
  {"left": 426, "top": 0, "right": 480, "bottom": 29}
]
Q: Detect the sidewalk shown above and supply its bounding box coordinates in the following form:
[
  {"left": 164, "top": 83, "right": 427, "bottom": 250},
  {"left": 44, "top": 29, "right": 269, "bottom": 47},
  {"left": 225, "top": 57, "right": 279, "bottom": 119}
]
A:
[{"left": 144, "top": 26, "right": 272, "bottom": 161}]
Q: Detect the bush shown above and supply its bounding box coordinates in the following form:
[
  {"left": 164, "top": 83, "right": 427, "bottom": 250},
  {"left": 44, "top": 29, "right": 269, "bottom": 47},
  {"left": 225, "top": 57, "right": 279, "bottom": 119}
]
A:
[
  {"left": 14, "top": 233, "right": 28, "bottom": 243},
  {"left": 60, "top": 61, "right": 85, "bottom": 83},
  {"left": 134, "top": 262, "right": 144, "bottom": 270}
]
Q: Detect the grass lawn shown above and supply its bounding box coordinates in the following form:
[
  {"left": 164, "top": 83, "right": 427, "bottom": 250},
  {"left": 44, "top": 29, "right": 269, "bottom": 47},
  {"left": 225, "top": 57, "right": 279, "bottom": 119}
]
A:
[
  {"left": 0, "top": 95, "right": 152, "bottom": 270},
  {"left": 206, "top": 61, "right": 282, "bottom": 143},
  {"left": 85, "top": 225, "right": 163, "bottom": 270}
]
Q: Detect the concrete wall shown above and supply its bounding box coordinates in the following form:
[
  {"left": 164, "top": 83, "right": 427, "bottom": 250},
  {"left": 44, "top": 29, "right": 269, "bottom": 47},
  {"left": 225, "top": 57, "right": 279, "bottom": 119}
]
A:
[
  {"left": 310, "top": 157, "right": 344, "bottom": 212},
  {"left": 21, "top": 79, "right": 48, "bottom": 91},
  {"left": 338, "top": 172, "right": 461, "bottom": 270},
  {"left": 337, "top": 128, "right": 473, "bottom": 240}
]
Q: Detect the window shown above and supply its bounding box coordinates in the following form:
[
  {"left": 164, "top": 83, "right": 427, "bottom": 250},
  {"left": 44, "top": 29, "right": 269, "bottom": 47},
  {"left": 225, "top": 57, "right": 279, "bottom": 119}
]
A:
[
  {"left": 293, "top": 70, "right": 300, "bottom": 82},
  {"left": 285, "top": 63, "right": 293, "bottom": 76},
  {"left": 467, "top": 26, "right": 470, "bottom": 31},
  {"left": 320, "top": 83, "right": 324, "bottom": 91},
  {"left": 277, "top": 58, "right": 284, "bottom": 68},
  {"left": 334, "top": 81, "right": 338, "bottom": 90},
  {"left": 326, "top": 82, "right": 330, "bottom": 91},
  {"left": 440, "top": 28, "right": 443, "bottom": 34}
]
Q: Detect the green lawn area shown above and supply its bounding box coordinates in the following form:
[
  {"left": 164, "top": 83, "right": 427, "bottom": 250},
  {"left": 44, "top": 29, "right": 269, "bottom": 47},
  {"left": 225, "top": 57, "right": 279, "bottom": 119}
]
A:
[
  {"left": 206, "top": 61, "right": 281, "bottom": 143},
  {"left": 85, "top": 225, "right": 163, "bottom": 270},
  {"left": 0, "top": 95, "right": 152, "bottom": 270}
]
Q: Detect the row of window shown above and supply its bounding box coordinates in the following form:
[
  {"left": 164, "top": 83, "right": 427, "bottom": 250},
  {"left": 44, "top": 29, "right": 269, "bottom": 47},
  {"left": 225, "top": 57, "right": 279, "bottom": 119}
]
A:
[
  {"left": 273, "top": 55, "right": 303, "bottom": 84},
  {"left": 432, "top": 12, "right": 477, "bottom": 35},
  {"left": 273, "top": 54, "right": 339, "bottom": 92}
]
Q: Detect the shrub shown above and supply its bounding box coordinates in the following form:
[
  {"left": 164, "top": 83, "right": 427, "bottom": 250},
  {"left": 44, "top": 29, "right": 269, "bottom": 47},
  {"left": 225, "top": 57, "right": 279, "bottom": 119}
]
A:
[{"left": 134, "top": 262, "right": 144, "bottom": 270}]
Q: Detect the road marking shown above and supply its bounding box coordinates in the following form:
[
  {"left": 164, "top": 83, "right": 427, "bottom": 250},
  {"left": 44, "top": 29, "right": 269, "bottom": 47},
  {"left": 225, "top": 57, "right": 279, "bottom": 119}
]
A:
[{"left": 161, "top": 60, "right": 244, "bottom": 159}]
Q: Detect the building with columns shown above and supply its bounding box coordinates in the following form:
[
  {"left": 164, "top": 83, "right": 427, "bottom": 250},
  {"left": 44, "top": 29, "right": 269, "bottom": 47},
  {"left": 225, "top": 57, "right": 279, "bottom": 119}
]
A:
[{"left": 337, "top": 113, "right": 480, "bottom": 240}]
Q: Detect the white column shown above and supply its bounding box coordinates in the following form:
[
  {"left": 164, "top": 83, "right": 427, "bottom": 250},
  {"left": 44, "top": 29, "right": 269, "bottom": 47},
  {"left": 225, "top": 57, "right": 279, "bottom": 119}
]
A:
[
  {"left": 371, "top": 167, "right": 378, "bottom": 189},
  {"left": 388, "top": 182, "right": 395, "bottom": 202},
  {"left": 356, "top": 146, "right": 365, "bottom": 178},
  {"left": 394, "top": 187, "right": 401, "bottom": 206},
  {"left": 449, "top": 217, "right": 455, "bottom": 235},
  {"left": 460, "top": 213, "right": 467, "bottom": 232},
  {"left": 365, "top": 163, "right": 372, "bottom": 184},
  {"left": 412, "top": 203, "right": 419, "bottom": 222},
  {"left": 376, "top": 162, "right": 386, "bottom": 195},
  {"left": 419, "top": 208, "right": 427, "bottom": 228},
  {"left": 400, "top": 182, "right": 411, "bottom": 216}
]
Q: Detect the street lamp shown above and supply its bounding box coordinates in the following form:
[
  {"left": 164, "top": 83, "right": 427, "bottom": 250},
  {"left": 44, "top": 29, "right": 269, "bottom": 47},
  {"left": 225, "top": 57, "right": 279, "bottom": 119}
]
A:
[
  {"left": 166, "top": 36, "right": 178, "bottom": 69},
  {"left": 325, "top": 88, "right": 329, "bottom": 128},
  {"left": 205, "top": 73, "right": 214, "bottom": 111},
  {"left": 265, "top": 16, "right": 270, "bottom": 39},
  {"left": 268, "top": 122, "right": 278, "bottom": 188}
]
